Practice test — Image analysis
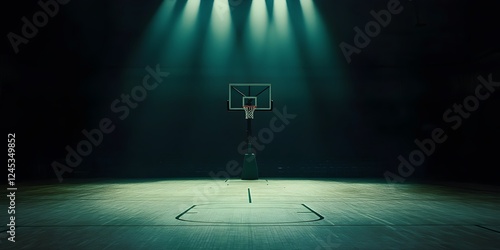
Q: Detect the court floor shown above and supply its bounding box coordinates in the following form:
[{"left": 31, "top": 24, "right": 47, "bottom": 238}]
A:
[{"left": 1, "top": 178, "right": 499, "bottom": 249}]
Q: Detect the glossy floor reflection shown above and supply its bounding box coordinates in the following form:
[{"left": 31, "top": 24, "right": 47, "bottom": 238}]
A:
[{"left": 1, "top": 179, "right": 499, "bottom": 249}]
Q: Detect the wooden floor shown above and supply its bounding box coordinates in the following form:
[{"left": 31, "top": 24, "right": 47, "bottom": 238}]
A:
[{"left": 1, "top": 178, "right": 500, "bottom": 249}]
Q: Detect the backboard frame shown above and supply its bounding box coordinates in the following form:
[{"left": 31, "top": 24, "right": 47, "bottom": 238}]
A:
[{"left": 227, "top": 83, "right": 273, "bottom": 111}]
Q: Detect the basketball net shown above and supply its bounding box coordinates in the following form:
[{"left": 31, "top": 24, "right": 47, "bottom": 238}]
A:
[{"left": 243, "top": 105, "right": 257, "bottom": 119}]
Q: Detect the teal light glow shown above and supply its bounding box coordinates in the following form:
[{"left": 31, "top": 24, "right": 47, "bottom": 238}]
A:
[
  {"left": 162, "top": 0, "right": 202, "bottom": 66},
  {"left": 212, "top": 0, "right": 232, "bottom": 22},
  {"left": 128, "top": 0, "right": 176, "bottom": 65},
  {"left": 299, "top": 0, "right": 333, "bottom": 65},
  {"left": 269, "top": 0, "right": 300, "bottom": 69},
  {"left": 247, "top": 0, "right": 269, "bottom": 50},
  {"left": 272, "top": 0, "right": 291, "bottom": 39},
  {"left": 177, "top": 0, "right": 201, "bottom": 30},
  {"left": 201, "top": 1, "right": 234, "bottom": 71},
  {"left": 124, "top": 0, "right": 349, "bottom": 158},
  {"left": 300, "top": 0, "right": 318, "bottom": 28},
  {"left": 298, "top": 0, "right": 348, "bottom": 101}
]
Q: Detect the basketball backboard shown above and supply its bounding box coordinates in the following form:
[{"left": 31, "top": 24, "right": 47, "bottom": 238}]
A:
[{"left": 227, "top": 83, "right": 273, "bottom": 111}]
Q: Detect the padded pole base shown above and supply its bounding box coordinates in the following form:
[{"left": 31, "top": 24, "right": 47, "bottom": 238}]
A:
[{"left": 241, "top": 153, "right": 258, "bottom": 180}]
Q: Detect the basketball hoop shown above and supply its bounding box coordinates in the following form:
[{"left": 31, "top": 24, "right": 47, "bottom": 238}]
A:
[{"left": 243, "top": 105, "right": 257, "bottom": 119}]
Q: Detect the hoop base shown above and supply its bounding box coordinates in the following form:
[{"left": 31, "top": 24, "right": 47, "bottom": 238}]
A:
[{"left": 241, "top": 153, "right": 258, "bottom": 180}]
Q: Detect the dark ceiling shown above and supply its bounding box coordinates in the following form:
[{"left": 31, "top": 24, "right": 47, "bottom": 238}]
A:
[{"left": 2, "top": 0, "right": 500, "bottom": 68}]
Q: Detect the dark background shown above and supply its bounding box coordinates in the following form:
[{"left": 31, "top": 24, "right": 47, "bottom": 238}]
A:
[{"left": 1, "top": 0, "right": 499, "bottom": 183}]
